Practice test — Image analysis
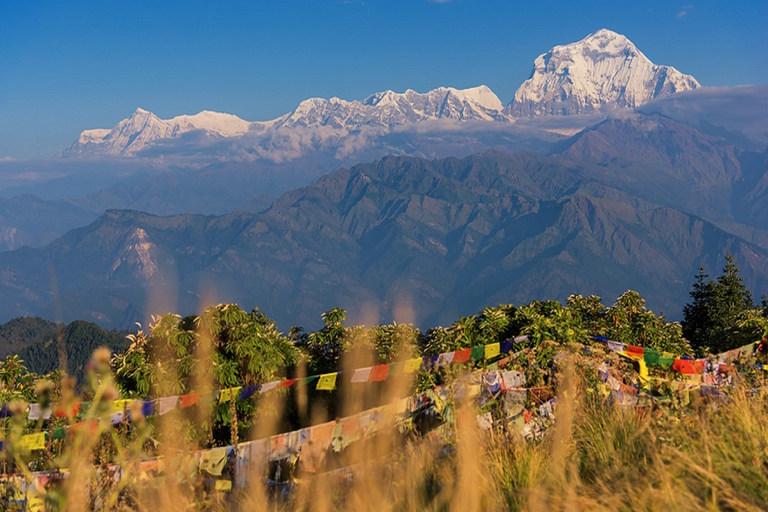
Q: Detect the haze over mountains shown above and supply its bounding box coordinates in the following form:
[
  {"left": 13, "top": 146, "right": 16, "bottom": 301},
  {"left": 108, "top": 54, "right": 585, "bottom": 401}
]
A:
[{"left": 0, "top": 29, "right": 766, "bottom": 330}]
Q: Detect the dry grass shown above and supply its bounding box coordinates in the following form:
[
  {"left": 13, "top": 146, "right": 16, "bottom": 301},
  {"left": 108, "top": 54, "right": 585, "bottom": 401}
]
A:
[{"left": 4, "top": 349, "right": 768, "bottom": 511}]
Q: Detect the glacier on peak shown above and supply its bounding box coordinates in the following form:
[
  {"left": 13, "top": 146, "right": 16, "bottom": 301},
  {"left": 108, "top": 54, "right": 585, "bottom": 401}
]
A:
[{"left": 507, "top": 28, "right": 700, "bottom": 117}]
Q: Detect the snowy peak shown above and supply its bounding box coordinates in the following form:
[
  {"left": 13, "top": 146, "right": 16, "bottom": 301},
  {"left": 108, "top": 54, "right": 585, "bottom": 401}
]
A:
[
  {"left": 278, "top": 84, "right": 504, "bottom": 129},
  {"left": 507, "top": 29, "right": 700, "bottom": 117},
  {"left": 61, "top": 108, "right": 252, "bottom": 157},
  {"left": 61, "top": 85, "right": 505, "bottom": 158}
]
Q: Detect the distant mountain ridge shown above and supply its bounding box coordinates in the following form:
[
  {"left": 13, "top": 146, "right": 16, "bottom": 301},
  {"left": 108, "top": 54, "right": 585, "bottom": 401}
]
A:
[
  {"left": 61, "top": 86, "right": 507, "bottom": 158},
  {"left": 4, "top": 114, "right": 767, "bottom": 330},
  {"left": 59, "top": 29, "right": 701, "bottom": 162}
]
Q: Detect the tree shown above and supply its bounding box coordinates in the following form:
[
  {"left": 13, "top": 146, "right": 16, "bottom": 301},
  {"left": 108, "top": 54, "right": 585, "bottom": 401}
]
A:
[
  {"left": 682, "top": 256, "right": 758, "bottom": 354},
  {"left": 682, "top": 267, "right": 715, "bottom": 353}
]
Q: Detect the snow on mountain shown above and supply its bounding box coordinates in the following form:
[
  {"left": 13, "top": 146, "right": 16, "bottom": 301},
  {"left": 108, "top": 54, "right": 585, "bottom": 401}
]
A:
[
  {"left": 61, "top": 86, "right": 505, "bottom": 158},
  {"left": 61, "top": 108, "right": 253, "bottom": 157},
  {"left": 507, "top": 29, "right": 700, "bottom": 117}
]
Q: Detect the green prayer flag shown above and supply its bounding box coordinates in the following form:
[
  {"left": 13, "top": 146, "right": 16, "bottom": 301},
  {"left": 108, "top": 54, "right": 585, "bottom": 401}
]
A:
[
  {"left": 658, "top": 357, "right": 674, "bottom": 369},
  {"left": 470, "top": 346, "right": 485, "bottom": 361},
  {"left": 643, "top": 348, "right": 660, "bottom": 366}
]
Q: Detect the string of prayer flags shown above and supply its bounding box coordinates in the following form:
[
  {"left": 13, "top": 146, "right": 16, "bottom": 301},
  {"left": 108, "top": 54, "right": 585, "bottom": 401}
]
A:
[
  {"left": 485, "top": 343, "right": 500, "bottom": 360},
  {"left": 316, "top": 373, "right": 337, "bottom": 391}
]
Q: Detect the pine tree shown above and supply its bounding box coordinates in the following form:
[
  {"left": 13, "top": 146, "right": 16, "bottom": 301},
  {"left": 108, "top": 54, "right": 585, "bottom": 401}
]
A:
[
  {"left": 682, "top": 266, "right": 715, "bottom": 353},
  {"left": 709, "top": 254, "right": 755, "bottom": 352}
]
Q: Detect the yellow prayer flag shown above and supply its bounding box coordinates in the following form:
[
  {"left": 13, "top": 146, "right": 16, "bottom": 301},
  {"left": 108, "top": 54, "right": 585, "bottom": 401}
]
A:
[
  {"left": 111, "top": 399, "right": 133, "bottom": 414},
  {"left": 316, "top": 373, "right": 337, "bottom": 391},
  {"left": 199, "top": 447, "right": 228, "bottom": 476},
  {"left": 403, "top": 358, "right": 422, "bottom": 374},
  {"left": 20, "top": 432, "right": 46, "bottom": 451},
  {"left": 214, "top": 480, "right": 232, "bottom": 492},
  {"left": 484, "top": 343, "right": 500, "bottom": 360},
  {"left": 219, "top": 387, "right": 242, "bottom": 404}
]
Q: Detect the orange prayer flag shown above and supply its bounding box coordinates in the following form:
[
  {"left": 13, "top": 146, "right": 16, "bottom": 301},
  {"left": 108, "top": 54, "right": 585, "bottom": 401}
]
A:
[
  {"left": 370, "top": 364, "right": 390, "bottom": 382},
  {"left": 179, "top": 393, "right": 200, "bottom": 409},
  {"left": 452, "top": 348, "right": 471, "bottom": 364}
]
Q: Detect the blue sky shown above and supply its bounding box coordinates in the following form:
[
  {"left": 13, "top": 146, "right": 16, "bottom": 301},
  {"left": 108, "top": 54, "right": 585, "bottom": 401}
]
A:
[{"left": 1, "top": 0, "right": 766, "bottom": 158}]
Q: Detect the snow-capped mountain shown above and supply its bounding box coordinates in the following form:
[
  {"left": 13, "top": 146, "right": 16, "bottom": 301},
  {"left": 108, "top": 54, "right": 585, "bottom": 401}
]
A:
[
  {"left": 507, "top": 29, "right": 700, "bottom": 117},
  {"left": 61, "top": 109, "right": 253, "bottom": 157},
  {"left": 61, "top": 86, "right": 505, "bottom": 158}
]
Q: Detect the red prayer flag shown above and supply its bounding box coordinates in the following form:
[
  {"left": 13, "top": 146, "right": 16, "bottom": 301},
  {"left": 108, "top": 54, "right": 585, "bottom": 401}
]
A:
[
  {"left": 179, "top": 393, "right": 200, "bottom": 409},
  {"left": 276, "top": 379, "right": 297, "bottom": 390},
  {"left": 71, "top": 419, "right": 98, "bottom": 436},
  {"left": 55, "top": 402, "right": 81, "bottom": 418},
  {"left": 341, "top": 417, "right": 359, "bottom": 435},
  {"left": 370, "top": 364, "right": 390, "bottom": 382},
  {"left": 452, "top": 349, "right": 471, "bottom": 364},
  {"left": 673, "top": 359, "right": 705, "bottom": 374},
  {"left": 626, "top": 345, "right": 644, "bottom": 357}
]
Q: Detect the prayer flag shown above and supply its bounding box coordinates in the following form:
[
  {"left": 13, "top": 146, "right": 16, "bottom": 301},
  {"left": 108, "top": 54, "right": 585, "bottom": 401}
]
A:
[
  {"left": 626, "top": 344, "right": 644, "bottom": 357},
  {"left": 453, "top": 348, "right": 471, "bottom": 364},
  {"left": 351, "top": 367, "right": 372, "bottom": 383},
  {"left": 20, "top": 432, "right": 45, "bottom": 451},
  {"left": 370, "top": 364, "right": 390, "bottom": 382},
  {"left": 259, "top": 381, "right": 280, "bottom": 394},
  {"left": 276, "top": 379, "right": 297, "bottom": 390},
  {"left": 673, "top": 359, "right": 705, "bottom": 374},
  {"left": 55, "top": 402, "right": 81, "bottom": 418},
  {"left": 436, "top": 352, "right": 455, "bottom": 367},
  {"left": 199, "top": 447, "right": 228, "bottom": 476},
  {"left": 239, "top": 385, "right": 259, "bottom": 400},
  {"left": 341, "top": 416, "right": 359, "bottom": 435},
  {"left": 485, "top": 343, "right": 500, "bottom": 360},
  {"left": 643, "top": 348, "right": 660, "bottom": 366},
  {"left": 179, "top": 393, "right": 200, "bottom": 409},
  {"left": 111, "top": 399, "right": 132, "bottom": 414},
  {"left": 157, "top": 396, "right": 179, "bottom": 416},
  {"left": 470, "top": 346, "right": 485, "bottom": 361},
  {"left": 403, "top": 358, "right": 423, "bottom": 373},
  {"left": 316, "top": 373, "right": 337, "bottom": 391},
  {"left": 28, "top": 404, "right": 52, "bottom": 421},
  {"left": 214, "top": 480, "right": 232, "bottom": 492},
  {"left": 500, "top": 340, "right": 514, "bottom": 354},
  {"left": 606, "top": 341, "right": 625, "bottom": 352},
  {"left": 219, "top": 387, "right": 242, "bottom": 404}
]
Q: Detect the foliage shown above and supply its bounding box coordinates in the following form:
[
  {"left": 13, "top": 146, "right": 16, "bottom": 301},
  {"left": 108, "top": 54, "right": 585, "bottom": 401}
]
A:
[{"left": 683, "top": 255, "right": 759, "bottom": 353}]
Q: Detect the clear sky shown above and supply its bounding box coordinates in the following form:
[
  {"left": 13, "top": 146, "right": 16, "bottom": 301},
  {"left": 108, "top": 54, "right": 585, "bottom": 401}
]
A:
[{"left": 1, "top": 0, "right": 766, "bottom": 159}]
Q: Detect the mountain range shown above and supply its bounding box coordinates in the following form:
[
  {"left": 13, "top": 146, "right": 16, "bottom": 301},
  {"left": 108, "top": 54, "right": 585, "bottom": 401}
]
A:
[
  {"left": 59, "top": 29, "right": 698, "bottom": 164},
  {"left": 1, "top": 113, "right": 766, "bottom": 330},
  {"left": 0, "top": 29, "right": 765, "bottom": 331}
]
